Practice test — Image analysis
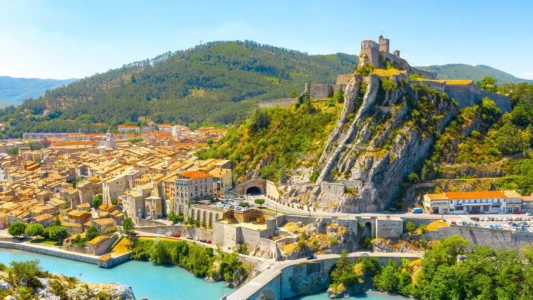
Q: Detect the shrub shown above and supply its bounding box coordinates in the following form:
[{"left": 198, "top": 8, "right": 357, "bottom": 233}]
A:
[
  {"left": 329, "top": 237, "right": 339, "bottom": 246},
  {"left": 85, "top": 226, "right": 100, "bottom": 241},
  {"left": 406, "top": 220, "right": 416, "bottom": 233}
]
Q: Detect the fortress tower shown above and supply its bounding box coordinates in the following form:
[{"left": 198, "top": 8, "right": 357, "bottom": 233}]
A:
[{"left": 379, "top": 35, "right": 390, "bottom": 53}]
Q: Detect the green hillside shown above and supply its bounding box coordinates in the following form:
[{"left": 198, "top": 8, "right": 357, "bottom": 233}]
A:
[
  {"left": 0, "top": 41, "right": 356, "bottom": 138},
  {"left": 0, "top": 76, "right": 77, "bottom": 107},
  {"left": 415, "top": 64, "right": 532, "bottom": 84}
]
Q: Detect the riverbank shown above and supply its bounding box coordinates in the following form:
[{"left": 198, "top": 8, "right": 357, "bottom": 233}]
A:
[
  {"left": 0, "top": 248, "right": 232, "bottom": 299},
  {"left": 0, "top": 239, "right": 128, "bottom": 268},
  {"left": 291, "top": 290, "right": 410, "bottom": 299}
]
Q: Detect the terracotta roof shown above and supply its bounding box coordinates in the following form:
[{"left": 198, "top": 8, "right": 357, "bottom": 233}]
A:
[
  {"left": 522, "top": 196, "right": 533, "bottom": 202},
  {"left": 445, "top": 191, "right": 506, "bottom": 200},
  {"left": 118, "top": 125, "right": 140, "bottom": 129},
  {"left": 181, "top": 171, "right": 212, "bottom": 180},
  {"left": 426, "top": 193, "right": 448, "bottom": 201}
]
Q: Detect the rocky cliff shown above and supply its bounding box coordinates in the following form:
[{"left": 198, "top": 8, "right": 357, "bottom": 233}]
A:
[{"left": 306, "top": 73, "right": 459, "bottom": 212}]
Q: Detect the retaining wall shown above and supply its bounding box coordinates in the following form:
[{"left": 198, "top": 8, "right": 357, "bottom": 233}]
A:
[
  {"left": 136, "top": 225, "right": 212, "bottom": 240},
  {"left": 419, "top": 226, "right": 533, "bottom": 249},
  {"left": 0, "top": 241, "right": 98, "bottom": 265}
]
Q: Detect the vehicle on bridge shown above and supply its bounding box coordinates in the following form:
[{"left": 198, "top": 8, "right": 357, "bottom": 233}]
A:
[{"left": 412, "top": 208, "right": 423, "bottom": 214}]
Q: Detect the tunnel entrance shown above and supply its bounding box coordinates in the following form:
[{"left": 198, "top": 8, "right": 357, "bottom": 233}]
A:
[
  {"left": 246, "top": 186, "right": 262, "bottom": 195},
  {"left": 364, "top": 222, "right": 372, "bottom": 237}
]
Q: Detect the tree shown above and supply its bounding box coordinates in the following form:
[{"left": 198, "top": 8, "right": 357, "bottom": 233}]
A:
[
  {"left": 85, "top": 226, "right": 100, "bottom": 241},
  {"left": 477, "top": 76, "right": 498, "bottom": 92},
  {"left": 330, "top": 250, "right": 359, "bottom": 290},
  {"left": 92, "top": 194, "right": 103, "bottom": 208},
  {"left": 168, "top": 211, "right": 184, "bottom": 224},
  {"left": 239, "top": 202, "right": 249, "bottom": 208},
  {"left": 7, "top": 147, "right": 19, "bottom": 157},
  {"left": 48, "top": 226, "right": 68, "bottom": 244},
  {"left": 405, "top": 219, "right": 416, "bottom": 233},
  {"left": 8, "top": 222, "right": 27, "bottom": 238},
  {"left": 122, "top": 217, "right": 135, "bottom": 236},
  {"left": 374, "top": 261, "right": 399, "bottom": 292},
  {"left": 254, "top": 198, "right": 265, "bottom": 208},
  {"left": 150, "top": 240, "right": 171, "bottom": 264},
  {"left": 24, "top": 223, "right": 44, "bottom": 238},
  {"left": 408, "top": 173, "right": 420, "bottom": 183}
]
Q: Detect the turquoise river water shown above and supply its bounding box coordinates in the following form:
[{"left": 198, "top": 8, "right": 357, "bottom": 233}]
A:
[{"left": 0, "top": 249, "right": 405, "bottom": 299}]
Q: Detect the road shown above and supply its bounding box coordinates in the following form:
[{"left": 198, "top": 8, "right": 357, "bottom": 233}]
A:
[
  {"left": 247, "top": 195, "right": 528, "bottom": 223},
  {"left": 226, "top": 251, "right": 423, "bottom": 300}
]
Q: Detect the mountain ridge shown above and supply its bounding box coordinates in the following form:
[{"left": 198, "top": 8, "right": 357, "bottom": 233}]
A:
[
  {"left": 0, "top": 76, "right": 77, "bottom": 107},
  {"left": 415, "top": 64, "right": 533, "bottom": 84}
]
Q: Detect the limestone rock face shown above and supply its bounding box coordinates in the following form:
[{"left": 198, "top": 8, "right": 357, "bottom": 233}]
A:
[{"left": 310, "top": 74, "right": 459, "bottom": 212}]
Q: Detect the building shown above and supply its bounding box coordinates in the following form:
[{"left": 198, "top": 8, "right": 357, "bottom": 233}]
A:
[
  {"left": 172, "top": 171, "right": 213, "bottom": 215},
  {"left": 117, "top": 125, "right": 140, "bottom": 133},
  {"left": 423, "top": 191, "right": 516, "bottom": 214}
]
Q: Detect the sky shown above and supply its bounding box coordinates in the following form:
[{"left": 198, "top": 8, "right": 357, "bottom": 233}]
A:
[{"left": 1, "top": 0, "right": 532, "bottom": 80}]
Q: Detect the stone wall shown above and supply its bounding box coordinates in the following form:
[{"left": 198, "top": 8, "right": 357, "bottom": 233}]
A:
[
  {"left": 444, "top": 83, "right": 511, "bottom": 112},
  {"left": 135, "top": 225, "right": 212, "bottom": 240},
  {"left": 419, "top": 226, "right": 533, "bottom": 250},
  {"left": 375, "top": 219, "right": 403, "bottom": 239},
  {"left": 97, "top": 253, "right": 131, "bottom": 268},
  {"left": 339, "top": 179, "right": 363, "bottom": 190},
  {"left": 411, "top": 67, "right": 437, "bottom": 80},
  {"left": 0, "top": 241, "right": 99, "bottom": 265},
  {"left": 266, "top": 180, "right": 280, "bottom": 201},
  {"left": 310, "top": 84, "right": 333, "bottom": 99}
]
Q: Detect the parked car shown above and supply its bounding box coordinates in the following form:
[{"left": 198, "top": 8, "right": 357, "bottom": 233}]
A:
[
  {"left": 412, "top": 208, "right": 423, "bottom": 214},
  {"left": 172, "top": 233, "right": 181, "bottom": 238},
  {"left": 206, "top": 240, "right": 212, "bottom": 244},
  {"left": 514, "top": 211, "right": 522, "bottom": 215},
  {"left": 451, "top": 221, "right": 457, "bottom": 225},
  {"left": 165, "top": 232, "right": 172, "bottom": 237},
  {"left": 306, "top": 254, "right": 316, "bottom": 260}
]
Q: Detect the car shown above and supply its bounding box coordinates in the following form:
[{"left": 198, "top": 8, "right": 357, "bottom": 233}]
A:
[
  {"left": 451, "top": 221, "right": 457, "bottom": 225},
  {"left": 514, "top": 211, "right": 522, "bottom": 215},
  {"left": 306, "top": 254, "right": 316, "bottom": 260},
  {"left": 199, "top": 239, "right": 206, "bottom": 243},
  {"left": 194, "top": 237, "right": 198, "bottom": 241},
  {"left": 165, "top": 232, "right": 172, "bottom": 237},
  {"left": 206, "top": 240, "right": 212, "bottom": 244},
  {"left": 456, "top": 221, "right": 464, "bottom": 226},
  {"left": 412, "top": 208, "right": 423, "bottom": 214},
  {"left": 172, "top": 233, "right": 181, "bottom": 238},
  {"left": 186, "top": 236, "right": 193, "bottom": 239}
]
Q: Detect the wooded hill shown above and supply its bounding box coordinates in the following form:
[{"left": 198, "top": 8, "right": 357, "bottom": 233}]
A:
[{"left": 0, "top": 41, "right": 356, "bottom": 138}]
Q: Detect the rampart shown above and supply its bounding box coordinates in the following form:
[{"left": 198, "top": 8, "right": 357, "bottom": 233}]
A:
[
  {"left": 418, "top": 226, "right": 533, "bottom": 250},
  {"left": 411, "top": 67, "right": 437, "bottom": 80}
]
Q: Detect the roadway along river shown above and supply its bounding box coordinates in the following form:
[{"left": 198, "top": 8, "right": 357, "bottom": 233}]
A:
[{"left": 0, "top": 248, "right": 232, "bottom": 300}]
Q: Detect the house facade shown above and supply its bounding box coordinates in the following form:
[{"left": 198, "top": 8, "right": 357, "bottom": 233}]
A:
[{"left": 423, "top": 191, "right": 519, "bottom": 214}]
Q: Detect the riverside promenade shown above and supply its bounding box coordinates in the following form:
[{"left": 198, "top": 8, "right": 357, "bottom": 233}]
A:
[{"left": 227, "top": 251, "right": 423, "bottom": 300}]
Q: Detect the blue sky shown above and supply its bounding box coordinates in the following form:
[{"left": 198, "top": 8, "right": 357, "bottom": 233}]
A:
[{"left": 1, "top": 0, "right": 532, "bottom": 79}]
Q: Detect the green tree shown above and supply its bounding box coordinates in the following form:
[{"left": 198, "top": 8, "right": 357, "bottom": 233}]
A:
[
  {"left": 168, "top": 211, "right": 184, "bottom": 224},
  {"left": 24, "top": 223, "right": 44, "bottom": 238},
  {"left": 85, "top": 226, "right": 99, "bottom": 241},
  {"left": 374, "top": 261, "right": 399, "bottom": 292},
  {"left": 8, "top": 222, "right": 27, "bottom": 238},
  {"left": 92, "top": 194, "right": 103, "bottom": 208},
  {"left": 48, "top": 226, "right": 68, "bottom": 244},
  {"left": 330, "top": 250, "right": 359, "bottom": 290},
  {"left": 254, "top": 198, "right": 265, "bottom": 208},
  {"left": 122, "top": 217, "right": 135, "bottom": 235},
  {"left": 408, "top": 173, "right": 420, "bottom": 183},
  {"left": 405, "top": 219, "right": 416, "bottom": 233},
  {"left": 477, "top": 76, "right": 498, "bottom": 92},
  {"left": 7, "top": 147, "right": 19, "bottom": 156},
  {"left": 150, "top": 240, "right": 171, "bottom": 264},
  {"left": 239, "top": 202, "right": 249, "bottom": 208}
]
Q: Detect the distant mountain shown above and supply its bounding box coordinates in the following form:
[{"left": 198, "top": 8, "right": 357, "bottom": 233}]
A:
[
  {"left": 415, "top": 64, "right": 533, "bottom": 84},
  {"left": 0, "top": 76, "right": 77, "bottom": 107},
  {"left": 0, "top": 41, "right": 357, "bottom": 138}
]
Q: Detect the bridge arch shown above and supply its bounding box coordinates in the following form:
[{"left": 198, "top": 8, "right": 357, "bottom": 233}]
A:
[
  {"left": 202, "top": 211, "right": 207, "bottom": 225},
  {"left": 364, "top": 222, "right": 372, "bottom": 237},
  {"left": 209, "top": 212, "right": 213, "bottom": 227},
  {"left": 255, "top": 289, "right": 276, "bottom": 300}
]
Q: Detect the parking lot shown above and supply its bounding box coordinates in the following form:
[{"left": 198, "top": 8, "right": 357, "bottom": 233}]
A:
[{"left": 448, "top": 215, "right": 533, "bottom": 232}]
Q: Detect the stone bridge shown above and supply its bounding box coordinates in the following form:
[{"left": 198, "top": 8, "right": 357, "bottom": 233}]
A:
[
  {"left": 232, "top": 179, "right": 267, "bottom": 196},
  {"left": 227, "top": 252, "right": 422, "bottom": 300}
]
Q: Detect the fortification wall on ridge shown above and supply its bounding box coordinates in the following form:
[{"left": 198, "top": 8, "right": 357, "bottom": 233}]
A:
[{"left": 411, "top": 67, "right": 437, "bottom": 80}]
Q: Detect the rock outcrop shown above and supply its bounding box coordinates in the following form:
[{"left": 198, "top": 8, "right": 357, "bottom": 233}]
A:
[{"left": 308, "top": 74, "right": 459, "bottom": 212}]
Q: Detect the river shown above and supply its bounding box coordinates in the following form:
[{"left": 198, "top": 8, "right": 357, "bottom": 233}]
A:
[{"left": 0, "top": 249, "right": 406, "bottom": 300}]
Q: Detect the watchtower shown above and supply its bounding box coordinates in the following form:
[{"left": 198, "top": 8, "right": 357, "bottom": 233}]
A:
[{"left": 379, "top": 35, "right": 390, "bottom": 53}]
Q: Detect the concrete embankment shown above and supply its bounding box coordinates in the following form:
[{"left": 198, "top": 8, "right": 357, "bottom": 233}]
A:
[{"left": 0, "top": 240, "right": 129, "bottom": 268}]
